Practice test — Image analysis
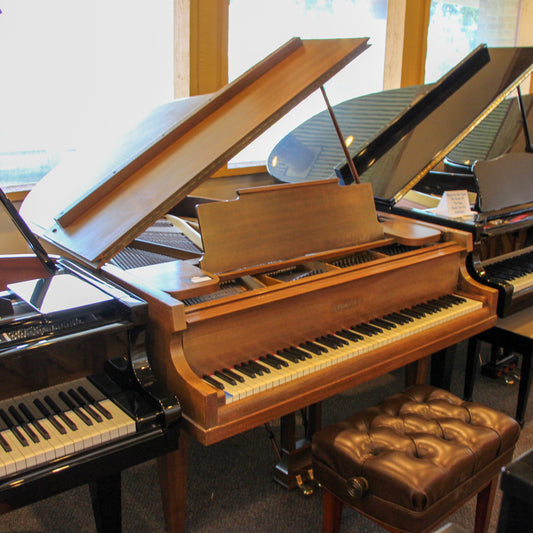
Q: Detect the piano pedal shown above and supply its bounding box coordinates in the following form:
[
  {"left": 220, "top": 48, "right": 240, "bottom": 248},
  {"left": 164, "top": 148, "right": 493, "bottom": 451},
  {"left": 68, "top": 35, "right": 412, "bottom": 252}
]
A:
[
  {"left": 481, "top": 353, "right": 519, "bottom": 380},
  {"left": 296, "top": 469, "right": 316, "bottom": 496}
]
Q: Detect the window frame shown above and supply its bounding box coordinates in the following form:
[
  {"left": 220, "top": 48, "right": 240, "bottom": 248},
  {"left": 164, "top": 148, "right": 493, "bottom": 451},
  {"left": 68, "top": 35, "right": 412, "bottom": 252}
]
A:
[{"left": 176, "top": 0, "right": 433, "bottom": 177}]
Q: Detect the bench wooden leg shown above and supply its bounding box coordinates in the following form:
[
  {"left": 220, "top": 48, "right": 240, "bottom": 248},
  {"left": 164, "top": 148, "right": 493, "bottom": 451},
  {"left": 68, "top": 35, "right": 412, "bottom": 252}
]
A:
[
  {"left": 474, "top": 477, "right": 498, "bottom": 533},
  {"left": 323, "top": 489, "right": 343, "bottom": 533}
]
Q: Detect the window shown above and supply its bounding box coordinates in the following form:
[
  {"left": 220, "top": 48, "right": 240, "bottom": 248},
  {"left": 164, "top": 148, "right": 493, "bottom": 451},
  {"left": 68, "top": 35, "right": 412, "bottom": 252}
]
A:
[
  {"left": 425, "top": 0, "right": 524, "bottom": 82},
  {"left": 0, "top": 0, "right": 174, "bottom": 188},
  {"left": 228, "top": 0, "right": 389, "bottom": 165}
]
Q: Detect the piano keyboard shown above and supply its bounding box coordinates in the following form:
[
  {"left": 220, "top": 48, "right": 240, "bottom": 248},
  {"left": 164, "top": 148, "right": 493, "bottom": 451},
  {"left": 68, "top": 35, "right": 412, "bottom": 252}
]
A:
[
  {"left": 484, "top": 249, "right": 533, "bottom": 293},
  {"left": 0, "top": 377, "right": 136, "bottom": 478},
  {"left": 202, "top": 294, "right": 482, "bottom": 403}
]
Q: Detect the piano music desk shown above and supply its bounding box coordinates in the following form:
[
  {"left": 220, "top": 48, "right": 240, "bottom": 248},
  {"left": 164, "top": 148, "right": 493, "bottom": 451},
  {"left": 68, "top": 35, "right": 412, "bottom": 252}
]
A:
[{"left": 465, "top": 306, "right": 533, "bottom": 426}]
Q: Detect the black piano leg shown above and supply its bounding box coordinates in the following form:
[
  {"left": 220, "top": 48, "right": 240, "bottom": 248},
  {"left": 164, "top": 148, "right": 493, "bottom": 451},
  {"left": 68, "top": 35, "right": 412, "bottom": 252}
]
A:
[
  {"left": 89, "top": 473, "right": 122, "bottom": 533},
  {"left": 430, "top": 345, "right": 456, "bottom": 390},
  {"left": 464, "top": 336, "right": 480, "bottom": 402},
  {"left": 516, "top": 351, "right": 532, "bottom": 427}
]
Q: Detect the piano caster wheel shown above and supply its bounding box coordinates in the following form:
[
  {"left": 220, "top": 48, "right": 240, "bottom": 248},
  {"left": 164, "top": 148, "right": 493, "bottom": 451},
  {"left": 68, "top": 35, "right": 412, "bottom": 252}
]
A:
[
  {"left": 509, "top": 370, "right": 521, "bottom": 382},
  {"left": 296, "top": 469, "right": 316, "bottom": 496}
]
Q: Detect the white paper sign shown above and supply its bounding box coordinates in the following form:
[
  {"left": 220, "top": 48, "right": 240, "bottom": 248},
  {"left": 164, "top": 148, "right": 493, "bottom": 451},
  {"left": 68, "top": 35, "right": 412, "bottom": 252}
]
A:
[{"left": 435, "top": 190, "right": 472, "bottom": 218}]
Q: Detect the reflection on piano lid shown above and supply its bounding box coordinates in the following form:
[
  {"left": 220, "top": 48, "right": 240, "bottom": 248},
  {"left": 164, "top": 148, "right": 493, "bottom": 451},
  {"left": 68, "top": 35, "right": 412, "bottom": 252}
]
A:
[
  {"left": 269, "top": 45, "right": 533, "bottom": 217},
  {"left": 445, "top": 92, "right": 533, "bottom": 167}
]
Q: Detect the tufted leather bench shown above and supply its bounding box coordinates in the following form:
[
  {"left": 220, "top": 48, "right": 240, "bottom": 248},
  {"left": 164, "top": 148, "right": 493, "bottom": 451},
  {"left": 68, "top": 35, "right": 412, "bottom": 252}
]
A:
[{"left": 312, "top": 385, "right": 520, "bottom": 533}]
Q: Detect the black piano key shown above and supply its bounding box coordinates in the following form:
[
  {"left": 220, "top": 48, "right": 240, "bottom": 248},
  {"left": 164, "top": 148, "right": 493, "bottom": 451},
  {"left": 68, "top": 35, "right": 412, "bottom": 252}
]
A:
[
  {"left": 261, "top": 354, "right": 288, "bottom": 368},
  {"left": 59, "top": 391, "right": 93, "bottom": 426},
  {"left": 430, "top": 298, "right": 452, "bottom": 310},
  {"left": 350, "top": 324, "right": 371, "bottom": 337},
  {"left": 276, "top": 350, "right": 301, "bottom": 364},
  {"left": 437, "top": 294, "right": 456, "bottom": 305},
  {"left": 425, "top": 300, "right": 444, "bottom": 311},
  {"left": 400, "top": 307, "right": 424, "bottom": 319},
  {"left": 243, "top": 361, "right": 264, "bottom": 376},
  {"left": 234, "top": 364, "right": 256, "bottom": 379},
  {"left": 336, "top": 329, "right": 363, "bottom": 342},
  {"left": 0, "top": 409, "right": 28, "bottom": 447},
  {"left": 34, "top": 398, "right": 68, "bottom": 435},
  {"left": 285, "top": 347, "right": 310, "bottom": 359},
  {"left": 431, "top": 297, "right": 451, "bottom": 309},
  {"left": 68, "top": 389, "right": 103, "bottom": 423},
  {"left": 0, "top": 433, "right": 11, "bottom": 453},
  {"left": 443, "top": 294, "right": 466, "bottom": 305},
  {"left": 284, "top": 347, "right": 308, "bottom": 360},
  {"left": 248, "top": 360, "right": 270, "bottom": 374},
  {"left": 315, "top": 336, "right": 339, "bottom": 349},
  {"left": 77, "top": 386, "right": 113, "bottom": 420},
  {"left": 326, "top": 334, "right": 349, "bottom": 346},
  {"left": 395, "top": 311, "right": 415, "bottom": 323},
  {"left": 383, "top": 312, "right": 410, "bottom": 325},
  {"left": 260, "top": 355, "right": 283, "bottom": 370},
  {"left": 44, "top": 395, "right": 78, "bottom": 431},
  {"left": 413, "top": 303, "right": 436, "bottom": 314},
  {"left": 202, "top": 374, "right": 224, "bottom": 390},
  {"left": 215, "top": 370, "right": 237, "bottom": 386},
  {"left": 222, "top": 368, "right": 245, "bottom": 383},
  {"left": 8, "top": 405, "right": 39, "bottom": 443},
  {"left": 371, "top": 318, "right": 396, "bottom": 329},
  {"left": 18, "top": 403, "right": 50, "bottom": 440},
  {"left": 353, "top": 323, "right": 380, "bottom": 335},
  {"left": 300, "top": 341, "right": 327, "bottom": 354}
]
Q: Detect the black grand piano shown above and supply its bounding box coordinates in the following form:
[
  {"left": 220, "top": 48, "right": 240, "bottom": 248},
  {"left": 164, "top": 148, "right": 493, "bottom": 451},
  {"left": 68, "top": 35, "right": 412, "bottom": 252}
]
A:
[
  {"left": 268, "top": 44, "right": 533, "bottom": 319},
  {"left": 0, "top": 188, "right": 181, "bottom": 531}
]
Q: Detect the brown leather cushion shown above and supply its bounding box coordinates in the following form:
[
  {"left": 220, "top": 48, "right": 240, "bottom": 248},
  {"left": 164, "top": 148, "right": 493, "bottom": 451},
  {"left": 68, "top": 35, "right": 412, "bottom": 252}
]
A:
[{"left": 312, "top": 385, "right": 520, "bottom": 531}]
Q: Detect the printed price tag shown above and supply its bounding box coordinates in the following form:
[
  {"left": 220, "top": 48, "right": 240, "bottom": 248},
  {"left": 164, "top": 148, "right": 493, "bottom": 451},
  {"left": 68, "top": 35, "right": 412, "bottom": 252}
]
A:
[{"left": 435, "top": 190, "right": 472, "bottom": 218}]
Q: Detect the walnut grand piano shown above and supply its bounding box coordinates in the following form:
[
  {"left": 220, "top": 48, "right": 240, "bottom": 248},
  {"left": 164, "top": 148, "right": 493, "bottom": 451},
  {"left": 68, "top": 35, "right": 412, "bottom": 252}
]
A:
[{"left": 18, "top": 38, "right": 498, "bottom": 532}]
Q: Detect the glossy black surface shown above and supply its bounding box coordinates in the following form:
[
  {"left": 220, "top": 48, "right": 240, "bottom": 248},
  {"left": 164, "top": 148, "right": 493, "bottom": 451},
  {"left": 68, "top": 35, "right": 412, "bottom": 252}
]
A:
[{"left": 268, "top": 46, "right": 533, "bottom": 211}]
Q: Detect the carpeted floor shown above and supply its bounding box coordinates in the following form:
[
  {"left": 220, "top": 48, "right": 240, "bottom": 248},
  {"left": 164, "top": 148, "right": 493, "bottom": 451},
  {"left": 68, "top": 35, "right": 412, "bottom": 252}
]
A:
[{"left": 0, "top": 340, "right": 530, "bottom": 532}]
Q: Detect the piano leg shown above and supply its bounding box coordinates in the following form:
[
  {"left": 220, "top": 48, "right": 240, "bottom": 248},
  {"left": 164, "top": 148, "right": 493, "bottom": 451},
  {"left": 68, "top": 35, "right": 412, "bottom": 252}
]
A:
[
  {"left": 405, "top": 356, "right": 430, "bottom": 387},
  {"left": 464, "top": 337, "right": 480, "bottom": 402},
  {"left": 89, "top": 473, "right": 122, "bottom": 533},
  {"left": 273, "top": 403, "right": 321, "bottom": 494},
  {"left": 516, "top": 349, "right": 532, "bottom": 427},
  {"left": 157, "top": 431, "right": 189, "bottom": 533},
  {"left": 430, "top": 346, "right": 457, "bottom": 389}
]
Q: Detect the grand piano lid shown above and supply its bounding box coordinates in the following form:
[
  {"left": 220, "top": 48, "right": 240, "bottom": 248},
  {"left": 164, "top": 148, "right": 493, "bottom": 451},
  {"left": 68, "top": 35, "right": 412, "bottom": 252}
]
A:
[
  {"left": 19, "top": 37, "right": 370, "bottom": 269},
  {"left": 267, "top": 45, "right": 533, "bottom": 211}
]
